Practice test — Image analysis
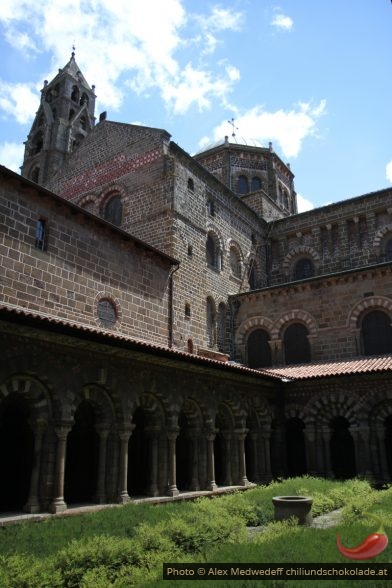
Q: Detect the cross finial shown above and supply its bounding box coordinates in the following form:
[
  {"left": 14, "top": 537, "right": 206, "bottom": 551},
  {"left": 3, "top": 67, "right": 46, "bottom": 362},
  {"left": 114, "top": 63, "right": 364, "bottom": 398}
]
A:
[
  {"left": 71, "top": 43, "right": 76, "bottom": 58},
  {"left": 227, "top": 117, "right": 238, "bottom": 138}
]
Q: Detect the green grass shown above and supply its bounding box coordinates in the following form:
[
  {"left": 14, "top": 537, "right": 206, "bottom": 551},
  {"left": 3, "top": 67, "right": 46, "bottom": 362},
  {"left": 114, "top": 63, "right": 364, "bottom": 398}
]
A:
[{"left": 0, "top": 477, "right": 391, "bottom": 587}]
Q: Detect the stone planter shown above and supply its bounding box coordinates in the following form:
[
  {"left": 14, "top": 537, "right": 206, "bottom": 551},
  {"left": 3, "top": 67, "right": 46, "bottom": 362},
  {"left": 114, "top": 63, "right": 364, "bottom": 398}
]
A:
[{"left": 272, "top": 495, "right": 313, "bottom": 526}]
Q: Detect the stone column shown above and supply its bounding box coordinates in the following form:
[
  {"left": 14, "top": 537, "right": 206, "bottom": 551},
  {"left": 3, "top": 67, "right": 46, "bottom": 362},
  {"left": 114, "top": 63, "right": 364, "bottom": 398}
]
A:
[
  {"left": 260, "top": 429, "right": 272, "bottom": 482},
  {"left": 94, "top": 424, "right": 110, "bottom": 504},
  {"left": 304, "top": 427, "right": 317, "bottom": 476},
  {"left": 221, "top": 432, "right": 232, "bottom": 486},
  {"left": 321, "top": 428, "right": 333, "bottom": 478},
  {"left": 167, "top": 428, "right": 180, "bottom": 496},
  {"left": 117, "top": 426, "right": 134, "bottom": 504},
  {"left": 249, "top": 431, "right": 260, "bottom": 483},
  {"left": 24, "top": 419, "right": 47, "bottom": 514},
  {"left": 376, "top": 428, "right": 389, "bottom": 482},
  {"left": 206, "top": 430, "right": 217, "bottom": 491},
  {"left": 146, "top": 426, "right": 160, "bottom": 497},
  {"left": 189, "top": 430, "right": 200, "bottom": 491},
  {"left": 50, "top": 422, "right": 72, "bottom": 514},
  {"left": 235, "top": 428, "right": 249, "bottom": 486}
]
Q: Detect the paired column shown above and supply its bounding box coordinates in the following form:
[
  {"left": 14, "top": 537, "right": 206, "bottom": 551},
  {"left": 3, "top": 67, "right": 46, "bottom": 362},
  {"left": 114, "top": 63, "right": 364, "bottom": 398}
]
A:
[
  {"left": 205, "top": 430, "right": 217, "bottom": 491},
  {"left": 94, "top": 423, "right": 111, "bottom": 504},
  {"left": 117, "top": 425, "right": 135, "bottom": 503},
  {"left": 50, "top": 421, "right": 73, "bottom": 514},
  {"left": 167, "top": 428, "right": 180, "bottom": 496},
  {"left": 24, "top": 419, "right": 47, "bottom": 514},
  {"left": 235, "top": 428, "right": 249, "bottom": 486},
  {"left": 145, "top": 426, "right": 160, "bottom": 497}
]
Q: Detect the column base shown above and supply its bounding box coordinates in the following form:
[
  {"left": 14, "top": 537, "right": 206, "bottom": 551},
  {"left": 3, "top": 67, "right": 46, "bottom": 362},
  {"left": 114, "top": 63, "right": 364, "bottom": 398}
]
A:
[
  {"left": 118, "top": 492, "right": 130, "bottom": 504},
  {"left": 24, "top": 500, "right": 41, "bottom": 514},
  {"left": 207, "top": 482, "right": 217, "bottom": 491},
  {"left": 50, "top": 498, "right": 67, "bottom": 514},
  {"left": 167, "top": 486, "right": 179, "bottom": 497}
]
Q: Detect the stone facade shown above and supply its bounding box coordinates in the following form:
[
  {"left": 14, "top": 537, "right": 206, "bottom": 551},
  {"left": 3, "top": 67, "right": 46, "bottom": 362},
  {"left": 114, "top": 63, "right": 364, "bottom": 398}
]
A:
[{"left": 1, "top": 56, "right": 392, "bottom": 516}]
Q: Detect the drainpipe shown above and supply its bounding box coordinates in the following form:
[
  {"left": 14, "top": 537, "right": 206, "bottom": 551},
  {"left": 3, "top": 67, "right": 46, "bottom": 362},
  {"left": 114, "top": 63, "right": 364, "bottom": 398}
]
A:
[{"left": 168, "top": 262, "right": 180, "bottom": 348}]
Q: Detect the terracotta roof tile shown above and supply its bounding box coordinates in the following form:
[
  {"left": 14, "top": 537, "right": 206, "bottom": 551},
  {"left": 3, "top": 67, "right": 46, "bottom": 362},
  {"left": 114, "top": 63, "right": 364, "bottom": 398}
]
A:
[
  {"left": 262, "top": 355, "right": 392, "bottom": 380},
  {"left": 0, "top": 304, "right": 281, "bottom": 380}
]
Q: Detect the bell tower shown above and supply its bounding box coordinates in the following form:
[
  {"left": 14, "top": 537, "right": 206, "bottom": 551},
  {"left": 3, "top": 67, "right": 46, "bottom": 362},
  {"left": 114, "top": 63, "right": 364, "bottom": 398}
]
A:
[{"left": 21, "top": 51, "right": 96, "bottom": 186}]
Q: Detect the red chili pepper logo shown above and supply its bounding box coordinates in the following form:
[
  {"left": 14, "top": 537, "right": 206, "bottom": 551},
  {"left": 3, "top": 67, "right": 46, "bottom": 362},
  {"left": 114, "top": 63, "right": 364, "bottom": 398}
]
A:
[{"left": 337, "top": 512, "right": 388, "bottom": 560}]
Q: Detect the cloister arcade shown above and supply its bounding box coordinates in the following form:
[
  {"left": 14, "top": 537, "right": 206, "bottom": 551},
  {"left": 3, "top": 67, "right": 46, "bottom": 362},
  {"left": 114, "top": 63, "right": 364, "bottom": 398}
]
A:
[{"left": 1, "top": 360, "right": 392, "bottom": 516}]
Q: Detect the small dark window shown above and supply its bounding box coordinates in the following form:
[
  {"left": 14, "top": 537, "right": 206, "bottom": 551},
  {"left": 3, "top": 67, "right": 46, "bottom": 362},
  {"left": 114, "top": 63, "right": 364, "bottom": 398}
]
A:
[
  {"left": 104, "top": 195, "right": 122, "bottom": 226},
  {"left": 361, "top": 310, "right": 392, "bottom": 355},
  {"left": 238, "top": 175, "right": 249, "bottom": 195},
  {"left": 185, "top": 303, "right": 191, "bottom": 317},
  {"left": 207, "top": 199, "right": 215, "bottom": 216},
  {"left": 35, "top": 219, "right": 47, "bottom": 250},
  {"left": 230, "top": 247, "right": 241, "bottom": 278},
  {"left": 33, "top": 132, "right": 44, "bottom": 155},
  {"left": 247, "top": 329, "right": 272, "bottom": 368},
  {"left": 206, "top": 297, "right": 216, "bottom": 347},
  {"left": 187, "top": 339, "right": 194, "bottom": 353},
  {"left": 80, "top": 93, "right": 89, "bottom": 106},
  {"left": 69, "top": 109, "right": 75, "bottom": 121},
  {"left": 251, "top": 176, "right": 262, "bottom": 191},
  {"left": 294, "top": 258, "right": 314, "bottom": 280},
  {"left": 248, "top": 262, "right": 256, "bottom": 290},
  {"left": 30, "top": 167, "right": 40, "bottom": 183},
  {"left": 71, "top": 85, "right": 79, "bottom": 102},
  {"left": 187, "top": 244, "right": 193, "bottom": 257},
  {"left": 97, "top": 298, "right": 117, "bottom": 328},
  {"left": 385, "top": 238, "right": 392, "bottom": 261},
  {"left": 284, "top": 323, "right": 311, "bottom": 365},
  {"left": 187, "top": 178, "right": 194, "bottom": 192}
]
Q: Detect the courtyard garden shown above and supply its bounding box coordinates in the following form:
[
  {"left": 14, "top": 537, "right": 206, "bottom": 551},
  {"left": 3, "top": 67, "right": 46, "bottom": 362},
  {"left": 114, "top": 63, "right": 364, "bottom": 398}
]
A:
[{"left": 0, "top": 477, "right": 391, "bottom": 588}]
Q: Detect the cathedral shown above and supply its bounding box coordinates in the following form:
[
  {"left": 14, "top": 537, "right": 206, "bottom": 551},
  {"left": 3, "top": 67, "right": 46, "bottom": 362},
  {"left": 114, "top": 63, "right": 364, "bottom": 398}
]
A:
[{"left": 1, "top": 53, "right": 392, "bottom": 515}]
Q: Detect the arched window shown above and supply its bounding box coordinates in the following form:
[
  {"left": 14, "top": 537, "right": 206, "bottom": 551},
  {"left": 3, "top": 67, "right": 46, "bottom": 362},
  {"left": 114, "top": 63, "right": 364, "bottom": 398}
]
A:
[
  {"left": 33, "top": 132, "right": 43, "bottom": 155},
  {"left": 206, "top": 297, "right": 216, "bottom": 347},
  {"left": 247, "top": 329, "right": 272, "bottom": 368},
  {"left": 385, "top": 237, "right": 392, "bottom": 261},
  {"left": 206, "top": 234, "right": 221, "bottom": 270},
  {"left": 283, "top": 323, "right": 311, "bottom": 365},
  {"left": 30, "top": 167, "right": 40, "bottom": 183},
  {"left": 248, "top": 260, "right": 256, "bottom": 290},
  {"left": 237, "top": 175, "right": 249, "bottom": 195},
  {"left": 80, "top": 93, "right": 89, "bottom": 106},
  {"left": 361, "top": 310, "right": 392, "bottom": 355},
  {"left": 104, "top": 195, "right": 122, "bottom": 226},
  {"left": 230, "top": 246, "right": 241, "bottom": 278},
  {"left": 251, "top": 176, "right": 262, "bottom": 191},
  {"left": 217, "top": 302, "right": 226, "bottom": 352},
  {"left": 97, "top": 298, "right": 117, "bottom": 328},
  {"left": 71, "top": 85, "right": 79, "bottom": 102},
  {"left": 293, "top": 258, "right": 315, "bottom": 280}
]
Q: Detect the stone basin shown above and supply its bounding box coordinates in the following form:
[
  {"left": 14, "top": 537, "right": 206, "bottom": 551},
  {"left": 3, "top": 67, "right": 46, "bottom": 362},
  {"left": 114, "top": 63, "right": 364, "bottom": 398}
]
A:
[{"left": 272, "top": 495, "right": 313, "bottom": 526}]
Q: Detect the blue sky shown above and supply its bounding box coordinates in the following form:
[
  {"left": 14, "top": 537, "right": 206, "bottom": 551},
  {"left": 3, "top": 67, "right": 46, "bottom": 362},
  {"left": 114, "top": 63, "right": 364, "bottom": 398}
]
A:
[{"left": 0, "top": 0, "right": 391, "bottom": 212}]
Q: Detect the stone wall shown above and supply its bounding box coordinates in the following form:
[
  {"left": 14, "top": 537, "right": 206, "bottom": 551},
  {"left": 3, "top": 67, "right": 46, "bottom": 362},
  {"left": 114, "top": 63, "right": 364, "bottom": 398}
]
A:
[{"left": 0, "top": 169, "right": 173, "bottom": 346}]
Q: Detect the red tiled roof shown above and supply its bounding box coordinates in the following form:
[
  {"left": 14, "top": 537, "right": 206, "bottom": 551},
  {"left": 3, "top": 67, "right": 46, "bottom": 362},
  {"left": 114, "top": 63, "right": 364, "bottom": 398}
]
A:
[
  {"left": 262, "top": 355, "right": 392, "bottom": 380},
  {"left": 0, "top": 304, "right": 281, "bottom": 380}
]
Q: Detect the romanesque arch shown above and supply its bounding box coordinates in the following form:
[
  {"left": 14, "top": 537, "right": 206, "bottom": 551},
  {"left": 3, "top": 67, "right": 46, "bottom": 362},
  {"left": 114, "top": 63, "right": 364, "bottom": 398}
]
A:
[
  {"left": 284, "top": 404, "right": 307, "bottom": 477},
  {"left": 177, "top": 397, "right": 206, "bottom": 491},
  {"left": 347, "top": 296, "right": 392, "bottom": 356},
  {"left": 0, "top": 375, "right": 52, "bottom": 513},
  {"left": 282, "top": 246, "right": 320, "bottom": 279},
  {"left": 64, "top": 384, "right": 116, "bottom": 505}
]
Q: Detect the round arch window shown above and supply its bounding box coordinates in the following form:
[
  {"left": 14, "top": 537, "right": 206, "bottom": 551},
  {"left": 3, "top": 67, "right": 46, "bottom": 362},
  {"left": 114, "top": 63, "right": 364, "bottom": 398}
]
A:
[{"left": 97, "top": 298, "right": 117, "bottom": 328}]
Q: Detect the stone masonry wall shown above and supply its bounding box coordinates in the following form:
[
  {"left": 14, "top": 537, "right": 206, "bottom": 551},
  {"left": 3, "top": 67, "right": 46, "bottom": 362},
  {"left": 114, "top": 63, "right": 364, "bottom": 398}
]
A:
[
  {"left": 233, "top": 263, "right": 392, "bottom": 365},
  {"left": 268, "top": 189, "right": 392, "bottom": 285},
  {"left": 0, "top": 172, "right": 173, "bottom": 346}
]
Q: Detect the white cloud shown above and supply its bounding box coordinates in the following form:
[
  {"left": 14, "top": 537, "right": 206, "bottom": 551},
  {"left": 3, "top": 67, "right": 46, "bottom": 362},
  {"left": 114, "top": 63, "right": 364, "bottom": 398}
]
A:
[
  {"left": 296, "top": 193, "right": 315, "bottom": 213},
  {"left": 271, "top": 13, "right": 293, "bottom": 31},
  {"left": 0, "top": 142, "right": 24, "bottom": 172},
  {"left": 386, "top": 160, "right": 392, "bottom": 183},
  {"left": 0, "top": 0, "right": 241, "bottom": 117},
  {"left": 210, "top": 100, "right": 327, "bottom": 159},
  {"left": 0, "top": 81, "right": 40, "bottom": 124}
]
